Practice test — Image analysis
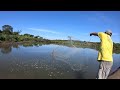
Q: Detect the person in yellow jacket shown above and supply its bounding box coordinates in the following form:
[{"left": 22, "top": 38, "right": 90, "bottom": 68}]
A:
[{"left": 90, "top": 30, "right": 113, "bottom": 79}]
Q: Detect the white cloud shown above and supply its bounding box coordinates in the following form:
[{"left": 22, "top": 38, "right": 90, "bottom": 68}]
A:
[
  {"left": 27, "top": 28, "right": 69, "bottom": 40},
  {"left": 28, "top": 28, "right": 62, "bottom": 35}
]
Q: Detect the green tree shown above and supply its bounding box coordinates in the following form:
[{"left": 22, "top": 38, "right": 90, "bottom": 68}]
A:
[
  {"left": 30, "top": 35, "right": 34, "bottom": 37},
  {"left": 34, "top": 36, "right": 39, "bottom": 38},
  {"left": 13, "top": 32, "right": 19, "bottom": 35},
  {"left": 2, "top": 25, "right": 13, "bottom": 34},
  {"left": 39, "top": 36, "right": 43, "bottom": 40},
  {"left": 24, "top": 33, "right": 31, "bottom": 36}
]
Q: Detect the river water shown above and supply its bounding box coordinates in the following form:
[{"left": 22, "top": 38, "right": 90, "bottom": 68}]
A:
[{"left": 0, "top": 44, "right": 120, "bottom": 79}]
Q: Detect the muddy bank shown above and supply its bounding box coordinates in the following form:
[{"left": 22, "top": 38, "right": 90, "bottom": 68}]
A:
[
  {"left": 108, "top": 67, "right": 120, "bottom": 79},
  {"left": 0, "top": 41, "right": 41, "bottom": 46},
  {"left": 0, "top": 41, "right": 22, "bottom": 47}
]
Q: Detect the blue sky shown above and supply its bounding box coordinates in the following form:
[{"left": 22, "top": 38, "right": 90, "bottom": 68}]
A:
[{"left": 0, "top": 11, "right": 120, "bottom": 43}]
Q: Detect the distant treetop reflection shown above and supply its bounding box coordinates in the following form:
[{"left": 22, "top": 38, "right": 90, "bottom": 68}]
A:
[
  {"left": 0, "top": 43, "right": 20, "bottom": 54},
  {"left": 0, "top": 42, "right": 120, "bottom": 54},
  {"left": 0, "top": 44, "right": 12, "bottom": 54},
  {"left": 0, "top": 42, "right": 44, "bottom": 54}
]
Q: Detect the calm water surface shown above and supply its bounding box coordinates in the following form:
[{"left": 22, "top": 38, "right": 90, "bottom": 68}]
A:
[{"left": 0, "top": 44, "right": 120, "bottom": 79}]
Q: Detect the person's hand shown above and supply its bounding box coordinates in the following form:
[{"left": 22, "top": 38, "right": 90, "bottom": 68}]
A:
[{"left": 90, "top": 33, "right": 92, "bottom": 36}]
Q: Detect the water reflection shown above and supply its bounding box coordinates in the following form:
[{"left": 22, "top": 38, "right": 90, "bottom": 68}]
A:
[
  {"left": 0, "top": 43, "right": 44, "bottom": 54},
  {"left": 0, "top": 42, "right": 120, "bottom": 54},
  {"left": 0, "top": 44, "right": 12, "bottom": 54},
  {"left": 12, "top": 43, "right": 20, "bottom": 49}
]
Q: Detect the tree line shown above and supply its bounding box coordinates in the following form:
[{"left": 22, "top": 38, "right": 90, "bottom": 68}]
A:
[
  {"left": 0, "top": 25, "right": 50, "bottom": 42},
  {"left": 0, "top": 25, "right": 120, "bottom": 53}
]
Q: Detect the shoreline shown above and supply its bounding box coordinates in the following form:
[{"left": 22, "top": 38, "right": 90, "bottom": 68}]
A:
[
  {"left": 0, "top": 41, "right": 43, "bottom": 45},
  {"left": 0, "top": 41, "right": 28, "bottom": 47}
]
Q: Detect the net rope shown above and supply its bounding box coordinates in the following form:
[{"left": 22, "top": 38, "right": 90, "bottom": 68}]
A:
[{"left": 51, "top": 36, "right": 92, "bottom": 71}]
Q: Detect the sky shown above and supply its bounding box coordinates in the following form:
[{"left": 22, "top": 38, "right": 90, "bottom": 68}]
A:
[{"left": 0, "top": 11, "right": 120, "bottom": 43}]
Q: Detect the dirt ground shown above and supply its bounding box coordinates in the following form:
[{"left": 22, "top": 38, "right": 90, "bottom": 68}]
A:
[{"left": 108, "top": 68, "right": 120, "bottom": 79}]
